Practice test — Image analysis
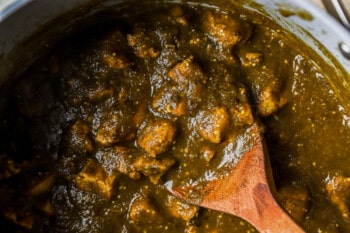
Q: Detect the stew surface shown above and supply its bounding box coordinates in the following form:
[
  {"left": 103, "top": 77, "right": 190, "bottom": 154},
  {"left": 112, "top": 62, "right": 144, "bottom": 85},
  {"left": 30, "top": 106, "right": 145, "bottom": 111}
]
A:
[{"left": 1, "top": 2, "right": 350, "bottom": 233}]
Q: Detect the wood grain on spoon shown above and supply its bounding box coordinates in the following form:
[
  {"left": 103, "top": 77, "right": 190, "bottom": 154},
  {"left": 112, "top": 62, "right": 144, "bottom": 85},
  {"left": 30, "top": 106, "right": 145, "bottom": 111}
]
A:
[{"left": 168, "top": 124, "right": 305, "bottom": 233}]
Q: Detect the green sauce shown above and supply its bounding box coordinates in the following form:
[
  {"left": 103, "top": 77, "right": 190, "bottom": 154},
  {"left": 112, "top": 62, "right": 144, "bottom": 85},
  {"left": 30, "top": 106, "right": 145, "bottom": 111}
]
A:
[{"left": 0, "top": 2, "right": 350, "bottom": 233}]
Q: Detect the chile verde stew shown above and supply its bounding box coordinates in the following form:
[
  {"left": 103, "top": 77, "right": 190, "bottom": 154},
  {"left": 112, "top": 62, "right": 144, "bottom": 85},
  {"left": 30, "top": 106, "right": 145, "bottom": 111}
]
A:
[{"left": 1, "top": 2, "right": 350, "bottom": 233}]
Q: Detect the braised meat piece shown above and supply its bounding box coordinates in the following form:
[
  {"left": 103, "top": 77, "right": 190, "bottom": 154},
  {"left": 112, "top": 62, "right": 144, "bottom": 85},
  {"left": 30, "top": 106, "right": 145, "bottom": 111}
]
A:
[
  {"left": 2, "top": 207, "right": 37, "bottom": 230},
  {"left": 95, "top": 107, "right": 136, "bottom": 146},
  {"left": 0, "top": 154, "right": 21, "bottom": 180},
  {"left": 166, "top": 195, "right": 199, "bottom": 221},
  {"left": 168, "top": 58, "right": 205, "bottom": 112},
  {"left": 197, "top": 107, "right": 230, "bottom": 143},
  {"left": 169, "top": 6, "right": 188, "bottom": 25},
  {"left": 137, "top": 118, "right": 177, "bottom": 157},
  {"left": 168, "top": 58, "right": 205, "bottom": 87},
  {"left": 129, "top": 194, "right": 162, "bottom": 226},
  {"left": 62, "top": 119, "right": 94, "bottom": 155},
  {"left": 95, "top": 146, "right": 140, "bottom": 180},
  {"left": 152, "top": 85, "right": 187, "bottom": 117},
  {"left": 229, "top": 102, "right": 254, "bottom": 126},
  {"left": 127, "top": 28, "right": 160, "bottom": 59},
  {"left": 257, "top": 86, "right": 282, "bottom": 117},
  {"left": 35, "top": 199, "right": 54, "bottom": 216},
  {"left": 246, "top": 69, "right": 288, "bottom": 117},
  {"left": 102, "top": 52, "right": 130, "bottom": 70},
  {"left": 133, "top": 155, "right": 175, "bottom": 184},
  {"left": 75, "top": 159, "right": 117, "bottom": 199},
  {"left": 202, "top": 11, "right": 244, "bottom": 49},
  {"left": 100, "top": 30, "right": 131, "bottom": 69},
  {"left": 29, "top": 175, "right": 55, "bottom": 196}
]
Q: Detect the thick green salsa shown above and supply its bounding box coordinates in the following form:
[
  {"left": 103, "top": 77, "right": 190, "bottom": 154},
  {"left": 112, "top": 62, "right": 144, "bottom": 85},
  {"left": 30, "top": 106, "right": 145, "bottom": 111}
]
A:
[{"left": 1, "top": 2, "right": 350, "bottom": 233}]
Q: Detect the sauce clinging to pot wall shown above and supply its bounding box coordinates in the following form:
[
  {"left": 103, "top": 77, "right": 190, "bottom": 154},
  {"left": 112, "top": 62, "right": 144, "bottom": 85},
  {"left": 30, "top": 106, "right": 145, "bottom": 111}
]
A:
[{"left": 1, "top": 2, "right": 350, "bottom": 233}]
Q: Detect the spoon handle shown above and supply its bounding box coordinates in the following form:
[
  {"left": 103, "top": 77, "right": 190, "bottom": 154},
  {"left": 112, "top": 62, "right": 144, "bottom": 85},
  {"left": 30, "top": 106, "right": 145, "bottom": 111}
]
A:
[
  {"left": 243, "top": 182, "right": 305, "bottom": 233},
  {"left": 238, "top": 137, "right": 305, "bottom": 233}
]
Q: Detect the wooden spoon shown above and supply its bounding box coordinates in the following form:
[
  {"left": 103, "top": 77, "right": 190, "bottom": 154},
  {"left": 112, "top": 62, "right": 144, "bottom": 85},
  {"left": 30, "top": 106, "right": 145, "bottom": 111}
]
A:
[{"left": 166, "top": 124, "right": 305, "bottom": 233}]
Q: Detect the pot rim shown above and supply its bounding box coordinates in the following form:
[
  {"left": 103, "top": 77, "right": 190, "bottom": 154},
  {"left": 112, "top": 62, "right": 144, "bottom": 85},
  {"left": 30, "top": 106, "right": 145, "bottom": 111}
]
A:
[
  {"left": 0, "top": 0, "right": 349, "bottom": 76},
  {"left": 1, "top": 0, "right": 349, "bottom": 60},
  {"left": 0, "top": 0, "right": 31, "bottom": 22}
]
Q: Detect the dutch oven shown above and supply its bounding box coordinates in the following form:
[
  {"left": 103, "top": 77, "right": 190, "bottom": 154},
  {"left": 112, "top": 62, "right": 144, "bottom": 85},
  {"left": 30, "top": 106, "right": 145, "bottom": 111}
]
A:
[{"left": 0, "top": 0, "right": 350, "bottom": 232}]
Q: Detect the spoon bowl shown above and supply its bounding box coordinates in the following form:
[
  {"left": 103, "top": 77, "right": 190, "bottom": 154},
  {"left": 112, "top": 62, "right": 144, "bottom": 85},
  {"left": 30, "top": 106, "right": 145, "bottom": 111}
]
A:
[{"left": 167, "top": 123, "right": 304, "bottom": 233}]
